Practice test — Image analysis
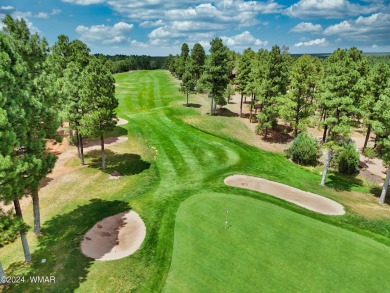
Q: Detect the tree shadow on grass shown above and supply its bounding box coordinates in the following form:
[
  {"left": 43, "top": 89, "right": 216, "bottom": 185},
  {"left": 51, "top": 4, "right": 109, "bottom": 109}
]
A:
[
  {"left": 85, "top": 149, "right": 151, "bottom": 176},
  {"left": 183, "top": 103, "right": 202, "bottom": 108},
  {"left": 215, "top": 108, "right": 239, "bottom": 117},
  {"left": 370, "top": 186, "right": 390, "bottom": 204},
  {"left": 107, "top": 125, "right": 128, "bottom": 138},
  {"left": 6, "top": 199, "right": 131, "bottom": 293},
  {"left": 326, "top": 173, "right": 364, "bottom": 191}
]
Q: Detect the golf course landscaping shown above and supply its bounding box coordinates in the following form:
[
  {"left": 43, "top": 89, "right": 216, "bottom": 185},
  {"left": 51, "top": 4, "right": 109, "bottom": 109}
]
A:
[{"left": 1, "top": 70, "right": 390, "bottom": 292}]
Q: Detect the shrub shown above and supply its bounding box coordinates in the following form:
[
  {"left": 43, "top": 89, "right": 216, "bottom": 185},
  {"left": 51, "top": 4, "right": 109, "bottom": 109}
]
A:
[
  {"left": 68, "top": 134, "right": 78, "bottom": 146},
  {"left": 287, "top": 133, "right": 321, "bottom": 166},
  {"left": 338, "top": 143, "right": 360, "bottom": 175},
  {"left": 55, "top": 134, "right": 63, "bottom": 143},
  {"left": 363, "top": 147, "right": 376, "bottom": 160}
]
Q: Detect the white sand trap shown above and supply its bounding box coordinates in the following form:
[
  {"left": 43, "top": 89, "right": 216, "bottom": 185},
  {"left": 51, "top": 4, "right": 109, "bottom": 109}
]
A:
[
  {"left": 80, "top": 211, "right": 146, "bottom": 261},
  {"left": 224, "top": 175, "right": 345, "bottom": 215}
]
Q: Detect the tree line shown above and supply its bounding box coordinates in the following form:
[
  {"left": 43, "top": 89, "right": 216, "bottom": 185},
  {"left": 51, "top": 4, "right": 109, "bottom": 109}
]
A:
[
  {"left": 168, "top": 39, "right": 390, "bottom": 204},
  {"left": 95, "top": 54, "right": 167, "bottom": 73},
  {"left": 0, "top": 15, "right": 118, "bottom": 270}
]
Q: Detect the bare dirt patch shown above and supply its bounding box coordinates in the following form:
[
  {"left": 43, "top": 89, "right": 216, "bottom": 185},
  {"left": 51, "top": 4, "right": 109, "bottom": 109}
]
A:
[
  {"left": 80, "top": 211, "right": 146, "bottom": 261},
  {"left": 224, "top": 174, "right": 345, "bottom": 215},
  {"left": 116, "top": 118, "right": 128, "bottom": 126}
]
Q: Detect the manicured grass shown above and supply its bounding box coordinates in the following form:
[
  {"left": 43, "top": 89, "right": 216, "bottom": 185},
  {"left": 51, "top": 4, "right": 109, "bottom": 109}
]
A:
[
  {"left": 2, "top": 70, "right": 389, "bottom": 292},
  {"left": 164, "top": 193, "right": 390, "bottom": 292}
]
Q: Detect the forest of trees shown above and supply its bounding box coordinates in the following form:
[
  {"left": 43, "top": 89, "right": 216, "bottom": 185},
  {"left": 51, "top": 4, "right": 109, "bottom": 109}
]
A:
[
  {"left": 0, "top": 15, "right": 118, "bottom": 270},
  {"left": 167, "top": 40, "right": 390, "bottom": 204}
]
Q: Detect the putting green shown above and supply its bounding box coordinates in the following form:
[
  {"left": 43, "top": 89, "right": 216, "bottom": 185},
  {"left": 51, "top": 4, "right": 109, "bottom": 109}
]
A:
[{"left": 164, "top": 193, "right": 390, "bottom": 292}]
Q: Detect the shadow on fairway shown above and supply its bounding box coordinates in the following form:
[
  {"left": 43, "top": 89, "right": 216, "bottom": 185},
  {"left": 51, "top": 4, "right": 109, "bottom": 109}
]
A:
[
  {"left": 326, "top": 173, "right": 364, "bottom": 191},
  {"left": 107, "top": 125, "right": 129, "bottom": 137},
  {"left": 216, "top": 108, "right": 239, "bottom": 117},
  {"left": 6, "top": 199, "right": 131, "bottom": 292},
  {"left": 370, "top": 186, "right": 390, "bottom": 204},
  {"left": 85, "top": 149, "right": 151, "bottom": 175},
  {"left": 183, "top": 103, "right": 202, "bottom": 108}
]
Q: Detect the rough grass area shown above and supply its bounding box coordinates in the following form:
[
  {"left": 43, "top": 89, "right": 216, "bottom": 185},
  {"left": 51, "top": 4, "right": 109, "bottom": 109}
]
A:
[
  {"left": 164, "top": 193, "right": 390, "bottom": 292},
  {"left": 1, "top": 70, "right": 389, "bottom": 292}
]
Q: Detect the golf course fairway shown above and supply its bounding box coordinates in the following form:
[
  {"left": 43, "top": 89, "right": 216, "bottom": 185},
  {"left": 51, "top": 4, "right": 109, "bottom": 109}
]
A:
[
  {"left": 164, "top": 193, "right": 390, "bottom": 292},
  {"left": 2, "top": 70, "right": 389, "bottom": 292}
]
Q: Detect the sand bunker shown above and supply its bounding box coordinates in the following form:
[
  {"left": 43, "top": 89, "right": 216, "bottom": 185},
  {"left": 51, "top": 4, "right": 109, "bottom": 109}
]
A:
[
  {"left": 80, "top": 211, "right": 146, "bottom": 261},
  {"left": 224, "top": 175, "right": 345, "bottom": 215}
]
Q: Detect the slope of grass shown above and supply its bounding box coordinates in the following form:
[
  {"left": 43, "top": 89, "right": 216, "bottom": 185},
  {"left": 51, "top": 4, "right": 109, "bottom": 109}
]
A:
[
  {"left": 2, "top": 70, "right": 389, "bottom": 292},
  {"left": 164, "top": 193, "right": 390, "bottom": 292}
]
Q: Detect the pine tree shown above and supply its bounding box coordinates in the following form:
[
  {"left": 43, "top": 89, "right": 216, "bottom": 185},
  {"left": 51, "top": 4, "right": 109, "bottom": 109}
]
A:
[
  {"left": 190, "top": 43, "right": 206, "bottom": 85},
  {"left": 319, "top": 48, "right": 365, "bottom": 186},
  {"left": 372, "top": 87, "right": 390, "bottom": 204},
  {"left": 280, "top": 54, "right": 322, "bottom": 137},
  {"left": 0, "top": 32, "right": 32, "bottom": 262},
  {"left": 201, "top": 38, "right": 230, "bottom": 115},
  {"left": 176, "top": 43, "right": 190, "bottom": 79},
  {"left": 256, "top": 45, "right": 288, "bottom": 138},
  {"left": 361, "top": 62, "right": 390, "bottom": 151},
  {"left": 3, "top": 15, "right": 58, "bottom": 235},
  {"left": 181, "top": 59, "right": 196, "bottom": 106},
  {"left": 235, "top": 48, "right": 255, "bottom": 118},
  {"left": 79, "top": 57, "right": 118, "bottom": 170}
]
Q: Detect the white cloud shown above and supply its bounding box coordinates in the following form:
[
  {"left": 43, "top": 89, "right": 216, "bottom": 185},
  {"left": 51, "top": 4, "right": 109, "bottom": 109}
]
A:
[
  {"left": 221, "top": 31, "right": 268, "bottom": 47},
  {"left": 76, "top": 21, "right": 134, "bottom": 44},
  {"left": 1, "top": 6, "right": 14, "bottom": 10},
  {"left": 51, "top": 9, "right": 62, "bottom": 15},
  {"left": 324, "top": 13, "right": 390, "bottom": 42},
  {"left": 62, "top": 0, "right": 281, "bottom": 52},
  {"left": 62, "top": 0, "right": 106, "bottom": 5},
  {"left": 285, "top": 0, "right": 382, "bottom": 19},
  {"left": 290, "top": 22, "right": 322, "bottom": 33},
  {"left": 139, "top": 19, "right": 165, "bottom": 28},
  {"left": 294, "top": 38, "right": 328, "bottom": 47},
  {"left": 35, "top": 12, "right": 49, "bottom": 19},
  {"left": 130, "top": 40, "right": 149, "bottom": 48}
]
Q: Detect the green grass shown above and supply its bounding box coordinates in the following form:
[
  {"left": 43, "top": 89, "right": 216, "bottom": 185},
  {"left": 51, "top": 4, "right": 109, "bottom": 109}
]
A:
[
  {"left": 1, "top": 70, "right": 389, "bottom": 292},
  {"left": 164, "top": 193, "right": 390, "bottom": 292}
]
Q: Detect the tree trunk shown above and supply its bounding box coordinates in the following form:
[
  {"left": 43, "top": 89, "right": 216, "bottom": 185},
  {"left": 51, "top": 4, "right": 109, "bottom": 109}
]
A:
[
  {"left": 32, "top": 187, "right": 40, "bottom": 234},
  {"left": 79, "top": 134, "right": 85, "bottom": 165},
  {"left": 101, "top": 136, "right": 106, "bottom": 171},
  {"left": 75, "top": 129, "right": 81, "bottom": 158},
  {"left": 210, "top": 94, "right": 214, "bottom": 115},
  {"left": 249, "top": 93, "right": 253, "bottom": 122},
  {"left": 363, "top": 124, "right": 371, "bottom": 152},
  {"left": 264, "top": 127, "right": 268, "bottom": 139},
  {"left": 321, "top": 149, "right": 333, "bottom": 186},
  {"left": 0, "top": 261, "right": 5, "bottom": 283},
  {"left": 186, "top": 91, "right": 189, "bottom": 106},
  {"left": 13, "top": 200, "right": 31, "bottom": 263},
  {"left": 322, "top": 124, "right": 328, "bottom": 143},
  {"left": 379, "top": 168, "right": 390, "bottom": 204},
  {"left": 14, "top": 199, "right": 22, "bottom": 218},
  {"left": 240, "top": 94, "right": 243, "bottom": 118}
]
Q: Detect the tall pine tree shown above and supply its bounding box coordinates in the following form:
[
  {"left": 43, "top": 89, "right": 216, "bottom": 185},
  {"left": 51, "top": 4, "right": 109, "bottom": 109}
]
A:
[{"left": 79, "top": 57, "right": 118, "bottom": 170}]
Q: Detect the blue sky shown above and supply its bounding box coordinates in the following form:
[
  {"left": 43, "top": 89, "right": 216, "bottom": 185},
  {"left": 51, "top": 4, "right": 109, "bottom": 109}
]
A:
[{"left": 1, "top": 0, "right": 389, "bottom": 55}]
